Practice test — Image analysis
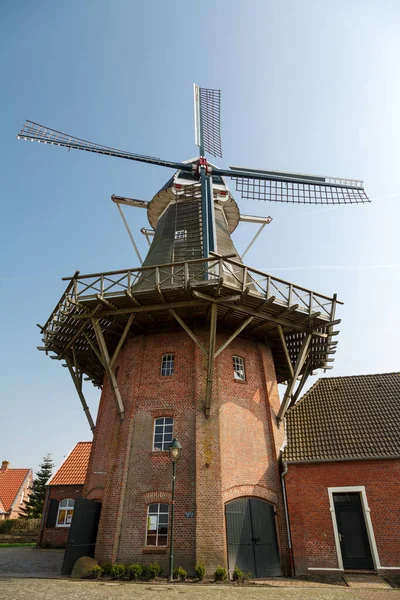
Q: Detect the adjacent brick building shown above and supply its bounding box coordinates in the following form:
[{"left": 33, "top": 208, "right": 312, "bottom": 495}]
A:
[
  {"left": 283, "top": 373, "right": 400, "bottom": 575},
  {"left": 0, "top": 461, "right": 32, "bottom": 520},
  {"left": 39, "top": 442, "right": 91, "bottom": 548}
]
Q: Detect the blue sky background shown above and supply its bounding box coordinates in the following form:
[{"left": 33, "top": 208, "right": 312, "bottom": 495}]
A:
[{"left": 1, "top": 0, "right": 399, "bottom": 473}]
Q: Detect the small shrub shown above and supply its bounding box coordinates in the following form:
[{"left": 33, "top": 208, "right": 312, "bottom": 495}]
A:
[
  {"left": 127, "top": 563, "right": 143, "bottom": 580},
  {"left": 194, "top": 562, "right": 206, "bottom": 580},
  {"left": 232, "top": 566, "right": 251, "bottom": 581},
  {"left": 173, "top": 566, "right": 187, "bottom": 580},
  {"left": 101, "top": 562, "right": 113, "bottom": 577},
  {"left": 148, "top": 561, "right": 163, "bottom": 579},
  {"left": 214, "top": 566, "right": 228, "bottom": 582},
  {"left": 110, "top": 563, "right": 125, "bottom": 579},
  {"left": 0, "top": 521, "right": 14, "bottom": 534},
  {"left": 141, "top": 564, "right": 148, "bottom": 579},
  {"left": 90, "top": 565, "right": 103, "bottom": 579}
]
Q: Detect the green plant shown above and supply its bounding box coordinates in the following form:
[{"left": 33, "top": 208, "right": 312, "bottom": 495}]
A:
[
  {"left": 101, "top": 562, "right": 113, "bottom": 576},
  {"left": 193, "top": 562, "right": 206, "bottom": 580},
  {"left": 232, "top": 566, "right": 251, "bottom": 581},
  {"left": 127, "top": 563, "right": 143, "bottom": 580},
  {"left": 173, "top": 566, "right": 187, "bottom": 580},
  {"left": 148, "top": 561, "right": 163, "bottom": 579},
  {"left": 141, "top": 564, "right": 148, "bottom": 579},
  {"left": 0, "top": 520, "right": 14, "bottom": 534},
  {"left": 214, "top": 566, "right": 228, "bottom": 582},
  {"left": 110, "top": 563, "right": 125, "bottom": 579},
  {"left": 90, "top": 565, "right": 103, "bottom": 579}
]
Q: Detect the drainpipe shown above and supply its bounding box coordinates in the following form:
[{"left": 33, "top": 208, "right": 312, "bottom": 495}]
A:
[{"left": 281, "top": 460, "right": 295, "bottom": 576}]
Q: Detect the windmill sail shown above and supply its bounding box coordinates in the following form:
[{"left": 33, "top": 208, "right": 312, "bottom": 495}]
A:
[{"left": 194, "top": 84, "right": 222, "bottom": 158}]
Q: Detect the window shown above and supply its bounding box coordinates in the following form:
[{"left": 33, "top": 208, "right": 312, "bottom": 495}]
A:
[
  {"left": 174, "top": 230, "right": 187, "bottom": 241},
  {"left": 161, "top": 353, "right": 174, "bottom": 376},
  {"left": 146, "top": 503, "right": 169, "bottom": 546},
  {"left": 233, "top": 356, "right": 245, "bottom": 381},
  {"left": 153, "top": 417, "right": 174, "bottom": 451},
  {"left": 56, "top": 498, "right": 75, "bottom": 527}
]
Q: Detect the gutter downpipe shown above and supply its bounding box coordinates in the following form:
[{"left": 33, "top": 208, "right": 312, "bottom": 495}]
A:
[{"left": 280, "top": 435, "right": 295, "bottom": 576}]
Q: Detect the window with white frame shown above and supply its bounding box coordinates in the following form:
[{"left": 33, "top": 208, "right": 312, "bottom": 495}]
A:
[
  {"left": 161, "top": 353, "right": 174, "bottom": 376},
  {"left": 153, "top": 417, "right": 174, "bottom": 451},
  {"left": 174, "top": 230, "right": 187, "bottom": 241},
  {"left": 56, "top": 498, "right": 75, "bottom": 527},
  {"left": 146, "top": 503, "right": 169, "bottom": 546},
  {"left": 233, "top": 356, "right": 246, "bottom": 381}
]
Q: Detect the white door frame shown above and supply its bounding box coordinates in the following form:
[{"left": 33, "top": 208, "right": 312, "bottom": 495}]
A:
[{"left": 328, "top": 486, "right": 381, "bottom": 570}]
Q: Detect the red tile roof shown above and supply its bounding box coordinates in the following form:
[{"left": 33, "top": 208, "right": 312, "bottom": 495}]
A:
[
  {"left": 48, "top": 442, "right": 92, "bottom": 486},
  {"left": 0, "top": 469, "right": 31, "bottom": 512}
]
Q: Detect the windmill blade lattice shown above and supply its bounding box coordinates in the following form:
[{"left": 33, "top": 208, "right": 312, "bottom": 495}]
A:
[
  {"left": 226, "top": 166, "right": 370, "bottom": 205},
  {"left": 194, "top": 85, "right": 222, "bottom": 158},
  {"left": 18, "top": 120, "right": 190, "bottom": 172}
]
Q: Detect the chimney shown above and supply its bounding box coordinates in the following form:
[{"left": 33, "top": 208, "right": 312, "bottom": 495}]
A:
[{"left": 1, "top": 461, "right": 9, "bottom": 472}]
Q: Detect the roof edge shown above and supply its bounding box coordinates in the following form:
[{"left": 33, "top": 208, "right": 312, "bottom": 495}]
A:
[{"left": 283, "top": 454, "right": 400, "bottom": 465}]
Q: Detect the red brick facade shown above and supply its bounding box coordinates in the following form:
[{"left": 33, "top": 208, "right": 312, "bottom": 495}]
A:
[
  {"left": 83, "top": 330, "right": 289, "bottom": 575},
  {"left": 40, "top": 484, "right": 83, "bottom": 548},
  {"left": 285, "top": 459, "right": 400, "bottom": 574}
]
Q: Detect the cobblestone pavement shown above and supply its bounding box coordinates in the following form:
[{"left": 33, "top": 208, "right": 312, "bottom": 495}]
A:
[
  {"left": 0, "top": 580, "right": 399, "bottom": 600},
  {"left": 0, "top": 548, "right": 63, "bottom": 576}
]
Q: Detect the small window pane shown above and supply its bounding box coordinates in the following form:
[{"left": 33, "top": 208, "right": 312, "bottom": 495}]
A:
[
  {"left": 233, "top": 356, "right": 246, "bottom": 381},
  {"left": 165, "top": 418, "right": 173, "bottom": 425},
  {"left": 146, "top": 504, "right": 169, "bottom": 547},
  {"left": 164, "top": 425, "right": 173, "bottom": 433},
  {"left": 161, "top": 353, "right": 174, "bottom": 376},
  {"left": 57, "top": 510, "right": 66, "bottom": 525}
]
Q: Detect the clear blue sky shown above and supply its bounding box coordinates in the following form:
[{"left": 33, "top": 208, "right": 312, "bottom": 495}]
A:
[{"left": 1, "top": 0, "right": 399, "bottom": 473}]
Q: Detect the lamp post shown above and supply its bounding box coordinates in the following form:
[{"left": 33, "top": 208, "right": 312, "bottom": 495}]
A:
[{"left": 168, "top": 437, "right": 182, "bottom": 582}]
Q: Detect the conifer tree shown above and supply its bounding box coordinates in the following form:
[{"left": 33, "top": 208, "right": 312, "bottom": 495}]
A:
[{"left": 21, "top": 453, "right": 54, "bottom": 518}]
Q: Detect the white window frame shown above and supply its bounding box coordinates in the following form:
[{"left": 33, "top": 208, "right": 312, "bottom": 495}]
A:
[
  {"left": 152, "top": 417, "right": 174, "bottom": 451},
  {"left": 161, "top": 353, "right": 174, "bottom": 376},
  {"left": 174, "top": 229, "right": 187, "bottom": 241},
  {"left": 327, "top": 486, "right": 380, "bottom": 571},
  {"left": 56, "top": 498, "right": 75, "bottom": 528},
  {"left": 146, "top": 503, "right": 169, "bottom": 547},
  {"left": 233, "top": 356, "right": 245, "bottom": 381}
]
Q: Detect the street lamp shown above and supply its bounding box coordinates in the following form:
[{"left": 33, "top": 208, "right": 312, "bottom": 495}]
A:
[{"left": 168, "top": 437, "right": 182, "bottom": 582}]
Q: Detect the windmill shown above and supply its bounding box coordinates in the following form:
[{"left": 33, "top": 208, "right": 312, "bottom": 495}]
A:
[{"left": 18, "top": 86, "right": 370, "bottom": 576}]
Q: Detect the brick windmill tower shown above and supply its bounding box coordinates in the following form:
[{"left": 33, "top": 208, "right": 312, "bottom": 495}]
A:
[{"left": 18, "top": 86, "right": 369, "bottom": 577}]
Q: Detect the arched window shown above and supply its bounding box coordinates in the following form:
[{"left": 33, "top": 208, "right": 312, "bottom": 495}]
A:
[
  {"left": 146, "top": 503, "right": 169, "bottom": 546},
  {"left": 56, "top": 498, "right": 75, "bottom": 527}
]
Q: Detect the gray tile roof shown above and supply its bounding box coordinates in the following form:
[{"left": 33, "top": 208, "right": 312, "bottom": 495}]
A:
[{"left": 282, "top": 373, "right": 400, "bottom": 463}]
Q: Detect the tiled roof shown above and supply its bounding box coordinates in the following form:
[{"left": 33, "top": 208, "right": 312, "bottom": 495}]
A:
[
  {"left": 49, "top": 442, "right": 92, "bottom": 486},
  {"left": 0, "top": 469, "right": 31, "bottom": 512},
  {"left": 283, "top": 373, "right": 400, "bottom": 463}
]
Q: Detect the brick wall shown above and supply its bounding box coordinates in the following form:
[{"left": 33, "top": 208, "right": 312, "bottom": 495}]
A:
[
  {"left": 285, "top": 459, "right": 400, "bottom": 573},
  {"left": 84, "top": 330, "right": 289, "bottom": 575},
  {"left": 40, "top": 484, "right": 84, "bottom": 548}
]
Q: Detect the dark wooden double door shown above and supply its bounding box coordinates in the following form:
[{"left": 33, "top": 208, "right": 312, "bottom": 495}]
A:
[
  {"left": 225, "top": 497, "right": 281, "bottom": 578},
  {"left": 333, "top": 492, "right": 373, "bottom": 570}
]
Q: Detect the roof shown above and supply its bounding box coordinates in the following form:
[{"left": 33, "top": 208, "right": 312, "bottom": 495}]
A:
[
  {"left": 283, "top": 373, "right": 400, "bottom": 463},
  {"left": 48, "top": 442, "right": 92, "bottom": 486},
  {"left": 0, "top": 468, "right": 31, "bottom": 512}
]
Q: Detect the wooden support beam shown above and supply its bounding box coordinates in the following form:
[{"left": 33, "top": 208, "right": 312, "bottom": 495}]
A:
[
  {"left": 289, "top": 358, "right": 312, "bottom": 407},
  {"left": 215, "top": 316, "right": 254, "bottom": 358},
  {"left": 92, "top": 318, "right": 125, "bottom": 420},
  {"left": 205, "top": 303, "right": 217, "bottom": 418},
  {"left": 278, "top": 303, "right": 299, "bottom": 317},
  {"left": 277, "top": 333, "right": 312, "bottom": 422},
  {"left": 65, "top": 354, "right": 95, "bottom": 432},
  {"left": 169, "top": 310, "right": 208, "bottom": 355},
  {"left": 192, "top": 290, "right": 241, "bottom": 304},
  {"left": 60, "top": 304, "right": 101, "bottom": 357},
  {"left": 96, "top": 294, "right": 118, "bottom": 310},
  {"left": 110, "top": 314, "right": 135, "bottom": 369},
  {"left": 83, "top": 332, "right": 104, "bottom": 367},
  {"left": 277, "top": 325, "right": 294, "bottom": 379},
  {"left": 66, "top": 299, "right": 208, "bottom": 319}
]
